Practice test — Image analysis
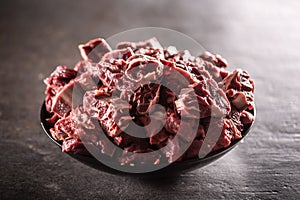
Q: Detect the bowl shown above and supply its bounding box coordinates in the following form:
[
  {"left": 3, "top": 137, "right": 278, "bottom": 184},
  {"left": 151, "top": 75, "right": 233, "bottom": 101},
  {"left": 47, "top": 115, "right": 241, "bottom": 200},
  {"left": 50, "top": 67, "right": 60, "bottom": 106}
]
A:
[{"left": 40, "top": 102, "right": 255, "bottom": 177}]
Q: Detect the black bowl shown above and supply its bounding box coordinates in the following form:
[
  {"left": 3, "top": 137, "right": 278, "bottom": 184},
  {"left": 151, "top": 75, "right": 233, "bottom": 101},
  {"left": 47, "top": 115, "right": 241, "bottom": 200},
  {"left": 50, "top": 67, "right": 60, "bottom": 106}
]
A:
[{"left": 40, "top": 102, "right": 255, "bottom": 177}]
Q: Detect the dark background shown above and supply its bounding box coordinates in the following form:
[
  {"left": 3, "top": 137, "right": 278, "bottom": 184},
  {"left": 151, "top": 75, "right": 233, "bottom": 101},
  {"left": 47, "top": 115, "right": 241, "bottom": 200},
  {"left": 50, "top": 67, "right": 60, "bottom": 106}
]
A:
[{"left": 1, "top": 0, "right": 299, "bottom": 199}]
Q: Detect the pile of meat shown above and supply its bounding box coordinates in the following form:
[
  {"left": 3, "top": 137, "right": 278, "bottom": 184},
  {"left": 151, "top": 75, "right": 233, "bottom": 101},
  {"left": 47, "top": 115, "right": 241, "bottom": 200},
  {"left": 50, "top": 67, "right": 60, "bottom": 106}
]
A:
[{"left": 44, "top": 37, "right": 255, "bottom": 165}]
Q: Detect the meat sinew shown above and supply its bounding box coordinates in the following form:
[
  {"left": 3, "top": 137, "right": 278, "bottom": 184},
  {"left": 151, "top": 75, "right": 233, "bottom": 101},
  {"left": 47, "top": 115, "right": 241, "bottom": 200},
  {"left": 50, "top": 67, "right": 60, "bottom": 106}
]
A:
[{"left": 44, "top": 37, "right": 255, "bottom": 165}]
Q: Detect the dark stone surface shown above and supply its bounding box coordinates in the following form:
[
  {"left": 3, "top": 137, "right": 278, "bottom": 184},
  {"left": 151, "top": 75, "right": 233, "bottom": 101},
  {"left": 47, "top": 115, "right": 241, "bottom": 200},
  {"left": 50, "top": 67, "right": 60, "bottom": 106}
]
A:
[{"left": 0, "top": 0, "right": 299, "bottom": 199}]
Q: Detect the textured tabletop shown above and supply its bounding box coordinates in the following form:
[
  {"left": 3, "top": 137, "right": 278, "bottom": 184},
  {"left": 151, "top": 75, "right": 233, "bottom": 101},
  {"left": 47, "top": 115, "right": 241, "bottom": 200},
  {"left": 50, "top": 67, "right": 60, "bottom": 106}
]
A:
[{"left": 0, "top": 0, "right": 299, "bottom": 199}]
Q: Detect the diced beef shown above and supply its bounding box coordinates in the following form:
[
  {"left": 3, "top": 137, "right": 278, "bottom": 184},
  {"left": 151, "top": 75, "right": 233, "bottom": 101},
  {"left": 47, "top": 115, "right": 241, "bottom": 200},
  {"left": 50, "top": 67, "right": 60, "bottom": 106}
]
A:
[
  {"left": 116, "top": 37, "right": 162, "bottom": 50},
  {"left": 44, "top": 65, "right": 77, "bottom": 112},
  {"left": 62, "top": 138, "right": 89, "bottom": 155},
  {"left": 44, "top": 37, "right": 255, "bottom": 166},
  {"left": 200, "top": 51, "right": 228, "bottom": 68},
  {"left": 175, "top": 79, "right": 231, "bottom": 119},
  {"left": 51, "top": 80, "right": 74, "bottom": 117},
  {"left": 130, "top": 83, "right": 161, "bottom": 115},
  {"left": 221, "top": 69, "right": 255, "bottom": 111},
  {"left": 101, "top": 48, "right": 134, "bottom": 63},
  {"left": 50, "top": 115, "right": 77, "bottom": 141},
  {"left": 78, "top": 38, "right": 112, "bottom": 62}
]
